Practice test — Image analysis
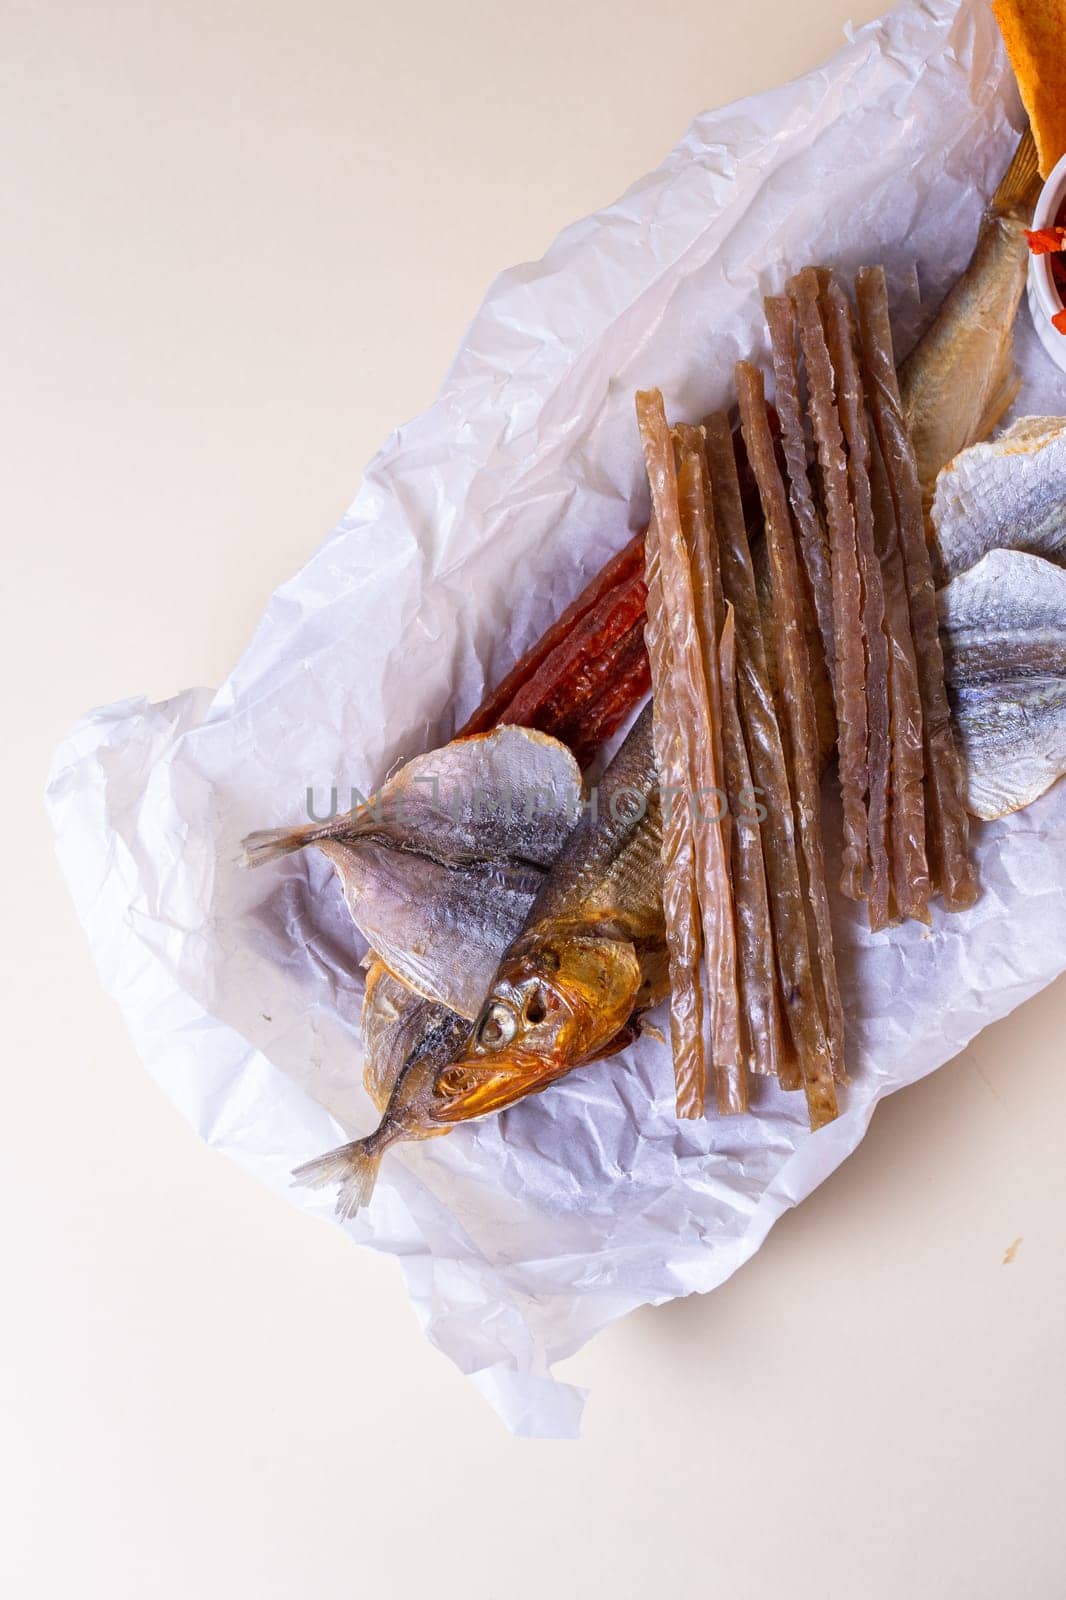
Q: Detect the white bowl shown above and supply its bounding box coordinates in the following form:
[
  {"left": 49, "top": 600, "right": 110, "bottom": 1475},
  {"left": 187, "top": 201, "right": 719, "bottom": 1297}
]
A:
[{"left": 1026, "top": 149, "right": 1066, "bottom": 373}]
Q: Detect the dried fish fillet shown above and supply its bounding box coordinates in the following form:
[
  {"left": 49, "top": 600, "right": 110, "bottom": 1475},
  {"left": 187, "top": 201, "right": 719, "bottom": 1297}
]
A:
[
  {"left": 242, "top": 724, "right": 583, "bottom": 1018},
  {"left": 932, "top": 416, "right": 1066, "bottom": 582},
  {"left": 940, "top": 549, "right": 1066, "bottom": 820},
  {"left": 765, "top": 294, "right": 837, "bottom": 692},
  {"left": 869, "top": 424, "right": 932, "bottom": 923},
  {"left": 737, "top": 360, "right": 842, "bottom": 1126},
  {"left": 823, "top": 276, "right": 893, "bottom": 931},
  {"left": 643, "top": 519, "right": 707, "bottom": 1117},
  {"left": 639, "top": 391, "right": 742, "bottom": 1114},
  {"left": 856, "top": 266, "right": 977, "bottom": 911},
  {"left": 788, "top": 267, "right": 869, "bottom": 900},
  {"left": 674, "top": 437, "right": 746, "bottom": 1114},
  {"left": 704, "top": 411, "right": 812, "bottom": 1096}
]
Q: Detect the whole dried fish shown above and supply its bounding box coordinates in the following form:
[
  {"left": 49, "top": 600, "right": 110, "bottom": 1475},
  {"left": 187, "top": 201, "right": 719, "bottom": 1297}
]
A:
[
  {"left": 940, "top": 549, "right": 1066, "bottom": 821},
  {"left": 932, "top": 417, "right": 1066, "bottom": 582},
  {"left": 243, "top": 725, "right": 583, "bottom": 1018},
  {"left": 293, "top": 705, "right": 666, "bottom": 1215},
  {"left": 899, "top": 127, "right": 1042, "bottom": 509}
]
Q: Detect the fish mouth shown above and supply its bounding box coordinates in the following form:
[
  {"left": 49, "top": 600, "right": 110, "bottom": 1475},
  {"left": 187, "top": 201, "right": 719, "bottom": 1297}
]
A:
[{"left": 432, "top": 1048, "right": 572, "bottom": 1122}]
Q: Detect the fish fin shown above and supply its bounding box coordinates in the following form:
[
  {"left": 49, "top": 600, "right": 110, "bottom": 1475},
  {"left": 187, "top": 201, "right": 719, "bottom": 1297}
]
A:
[
  {"left": 292, "top": 1139, "right": 383, "bottom": 1219},
  {"left": 992, "top": 125, "right": 1041, "bottom": 216},
  {"left": 240, "top": 819, "right": 344, "bottom": 868}
]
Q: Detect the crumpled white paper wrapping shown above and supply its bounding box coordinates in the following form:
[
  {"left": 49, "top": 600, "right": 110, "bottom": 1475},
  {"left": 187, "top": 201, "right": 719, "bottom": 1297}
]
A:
[{"left": 47, "top": 0, "right": 1066, "bottom": 1438}]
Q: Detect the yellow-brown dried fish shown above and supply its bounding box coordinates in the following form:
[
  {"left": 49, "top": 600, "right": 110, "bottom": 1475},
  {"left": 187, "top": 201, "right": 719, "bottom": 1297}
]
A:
[
  {"left": 899, "top": 128, "right": 1042, "bottom": 510},
  {"left": 788, "top": 267, "right": 869, "bottom": 901},
  {"left": 294, "top": 704, "right": 667, "bottom": 1215},
  {"left": 823, "top": 275, "right": 893, "bottom": 932},
  {"left": 703, "top": 410, "right": 820, "bottom": 1100},
  {"left": 737, "top": 360, "right": 842, "bottom": 1126},
  {"left": 856, "top": 267, "right": 977, "bottom": 911}
]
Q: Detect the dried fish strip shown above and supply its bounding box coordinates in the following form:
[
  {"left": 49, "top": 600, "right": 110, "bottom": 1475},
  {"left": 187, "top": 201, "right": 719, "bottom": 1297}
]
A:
[
  {"left": 674, "top": 437, "right": 746, "bottom": 1113},
  {"left": 765, "top": 294, "right": 837, "bottom": 691},
  {"left": 703, "top": 410, "right": 822, "bottom": 1100},
  {"left": 788, "top": 267, "right": 869, "bottom": 900},
  {"left": 717, "top": 603, "right": 788, "bottom": 1079},
  {"left": 643, "top": 514, "right": 707, "bottom": 1118},
  {"left": 736, "top": 361, "right": 842, "bottom": 1126},
  {"left": 868, "top": 419, "right": 932, "bottom": 923},
  {"left": 855, "top": 267, "right": 977, "bottom": 911},
  {"left": 639, "top": 390, "right": 742, "bottom": 1114},
  {"left": 822, "top": 276, "right": 893, "bottom": 931}
]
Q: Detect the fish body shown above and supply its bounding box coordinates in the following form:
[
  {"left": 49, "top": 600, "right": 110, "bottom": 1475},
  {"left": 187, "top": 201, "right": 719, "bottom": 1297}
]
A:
[
  {"left": 899, "top": 128, "right": 1041, "bottom": 509},
  {"left": 294, "top": 703, "right": 666, "bottom": 1214}
]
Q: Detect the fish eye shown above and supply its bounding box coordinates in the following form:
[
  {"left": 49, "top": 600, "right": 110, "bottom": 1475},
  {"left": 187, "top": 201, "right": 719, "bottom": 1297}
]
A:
[{"left": 476, "top": 1001, "right": 517, "bottom": 1050}]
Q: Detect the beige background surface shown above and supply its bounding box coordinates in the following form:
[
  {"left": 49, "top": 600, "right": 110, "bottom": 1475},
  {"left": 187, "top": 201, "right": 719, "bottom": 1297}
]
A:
[{"left": 4, "top": 1, "right": 1065, "bottom": 1595}]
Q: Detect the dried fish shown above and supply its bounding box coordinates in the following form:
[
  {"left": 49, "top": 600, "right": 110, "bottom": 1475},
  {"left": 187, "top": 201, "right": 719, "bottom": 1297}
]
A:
[
  {"left": 788, "top": 267, "right": 869, "bottom": 900},
  {"left": 940, "top": 549, "right": 1066, "bottom": 820},
  {"left": 856, "top": 266, "right": 977, "bottom": 911},
  {"left": 899, "top": 129, "right": 1042, "bottom": 510},
  {"left": 361, "top": 960, "right": 470, "bottom": 1113},
  {"left": 737, "top": 360, "right": 842, "bottom": 1125},
  {"left": 704, "top": 409, "right": 824, "bottom": 1104},
  {"left": 242, "top": 724, "right": 583, "bottom": 1018},
  {"left": 931, "top": 416, "right": 1066, "bottom": 582}
]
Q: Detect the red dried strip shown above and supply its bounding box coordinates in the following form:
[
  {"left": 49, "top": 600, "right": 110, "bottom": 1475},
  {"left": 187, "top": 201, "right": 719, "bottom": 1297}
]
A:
[
  {"left": 867, "top": 388, "right": 932, "bottom": 924},
  {"left": 457, "top": 531, "right": 645, "bottom": 737},
  {"left": 642, "top": 511, "right": 707, "bottom": 1117},
  {"left": 788, "top": 267, "right": 869, "bottom": 901},
  {"left": 855, "top": 267, "right": 977, "bottom": 912},
  {"left": 674, "top": 438, "right": 746, "bottom": 1115},
  {"left": 500, "top": 570, "right": 647, "bottom": 731},
  {"left": 555, "top": 620, "right": 651, "bottom": 766},
  {"left": 737, "top": 360, "right": 842, "bottom": 1125},
  {"left": 822, "top": 275, "right": 894, "bottom": 933},
  {"left": 765, "top": 295, "right": 837, "bottom": 693},
  {"left": 704, "top": 410, "right": 823, "bottom": 1100}
]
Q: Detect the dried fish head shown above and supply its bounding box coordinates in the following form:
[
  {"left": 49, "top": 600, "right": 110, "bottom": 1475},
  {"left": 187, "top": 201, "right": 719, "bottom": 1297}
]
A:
[
  {"left": 932, "top": 416, "right": 1066, "bottom": 582},
  {"left": 940, "top": 548, "right": 1066, "bottom": 819},
  {"left": 431, "top": 931, "right": 643, "bottom": 1123}
]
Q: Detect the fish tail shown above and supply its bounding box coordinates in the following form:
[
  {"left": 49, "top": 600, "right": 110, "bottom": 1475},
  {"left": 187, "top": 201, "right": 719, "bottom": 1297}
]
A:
[
  {"left": 291, "top": 1138, "right": 383, "bottom": 1219},
  {"left": 240, "top": 819, "right": 339, "bottom": 868},
  {"left": 993, "top": 124, "right": 1040, "bottom": 215}
]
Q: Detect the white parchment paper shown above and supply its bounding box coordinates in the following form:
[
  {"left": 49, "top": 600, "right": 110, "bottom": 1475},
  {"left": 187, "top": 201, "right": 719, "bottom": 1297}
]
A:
[{"left": 47, "top": 0, "right": 1066, "bottom": 1437}]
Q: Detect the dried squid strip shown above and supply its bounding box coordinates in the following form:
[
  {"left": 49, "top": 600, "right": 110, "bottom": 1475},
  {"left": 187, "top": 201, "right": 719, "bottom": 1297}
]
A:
[
  {"left": 643, "top": 516, "right": 707, "bottom": 1116},
  {"left": 868, "top": 416, "right": 932, "bottom": 923},
  {"left": 788, "top": 267, "right": 869, "bottom": 901},
  {"left": 765, "top": 294, "right": 837, "bottom": 693},
  {"left": 736, "top": 361, "right": 841, "bottom": 1126},
  {"left": 703, "top": 410, "right": 821, "bottom": 1099},
  {"left": 822, "top": 276, "right": 893, "bottom": 932},
  {"left": 638, "top": 390, "right": 741, "bottom": 1114},
  {"left": 674, "top": 433, "right": 746, "bottom": 1114},
  {"left": 855, "top": 267, "right": 977, "bottom": 912}
]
